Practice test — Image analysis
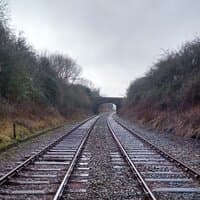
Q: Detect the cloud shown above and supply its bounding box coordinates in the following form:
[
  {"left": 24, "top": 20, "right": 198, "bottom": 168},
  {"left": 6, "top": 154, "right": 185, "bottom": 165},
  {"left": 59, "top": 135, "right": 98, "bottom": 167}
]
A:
[{"left": 10, "top": 0, "right": 200, "bottom": 96}]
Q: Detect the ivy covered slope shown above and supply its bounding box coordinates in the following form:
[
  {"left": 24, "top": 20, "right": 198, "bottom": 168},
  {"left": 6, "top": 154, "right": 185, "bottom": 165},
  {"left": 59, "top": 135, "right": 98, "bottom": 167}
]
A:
[
  {"left": 0, "top": 3, "right": 99, "bottom": 148},
  {"left": 122, "top": 38, "right": 200, "bottom": 138}
]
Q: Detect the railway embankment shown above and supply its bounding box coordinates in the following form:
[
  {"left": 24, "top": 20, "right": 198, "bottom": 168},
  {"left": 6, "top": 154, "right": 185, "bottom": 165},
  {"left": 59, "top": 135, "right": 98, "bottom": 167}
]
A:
[
  {"left": 0, "top": 104, "right": 92, "bottom": 151},
  {"left": 0, "top": 2, "right": 99, "bottom": 151},
  {"left": 121, "top": 38, "right": 200, "bottom": 138}
]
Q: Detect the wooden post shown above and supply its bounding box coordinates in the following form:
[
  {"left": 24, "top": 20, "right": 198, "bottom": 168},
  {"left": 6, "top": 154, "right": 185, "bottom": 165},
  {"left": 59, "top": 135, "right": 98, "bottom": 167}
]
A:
[{"left": 13, "top": 123, "right": 16, "bottom": 139}]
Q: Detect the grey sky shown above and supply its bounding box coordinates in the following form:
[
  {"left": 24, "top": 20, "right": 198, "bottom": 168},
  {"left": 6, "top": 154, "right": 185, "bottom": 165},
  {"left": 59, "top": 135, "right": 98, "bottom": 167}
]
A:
[{"left": 9, "top": 0, "right": 200, "bottom": 97}]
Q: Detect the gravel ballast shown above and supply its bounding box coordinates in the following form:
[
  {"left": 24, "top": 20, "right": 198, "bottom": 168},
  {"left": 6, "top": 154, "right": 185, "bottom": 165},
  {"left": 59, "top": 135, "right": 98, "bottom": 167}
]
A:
[
  {"left": 0, "top": 123, "right": 76, "bottom": 177},
  {"left": 116, "top": 114, "right": 200, "bottom": 173},
  {"left": 63, "top": 114, "right": 144, "bottom": 200},
  {"left": 87, "top": 116, "right": 143, "bottom": 199}
]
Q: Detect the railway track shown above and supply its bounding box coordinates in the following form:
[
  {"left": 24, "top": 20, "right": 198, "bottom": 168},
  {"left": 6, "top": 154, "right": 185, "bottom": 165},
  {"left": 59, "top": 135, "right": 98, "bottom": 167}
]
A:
[
  {"left": 0, "top": 113, "right": 199, "bottom": 199},
  {"left": 0, "top": 115, "right": 99, "bottom": 200},
  {"left": 107, "top": 114, "right": 200, "bottom": 200}
]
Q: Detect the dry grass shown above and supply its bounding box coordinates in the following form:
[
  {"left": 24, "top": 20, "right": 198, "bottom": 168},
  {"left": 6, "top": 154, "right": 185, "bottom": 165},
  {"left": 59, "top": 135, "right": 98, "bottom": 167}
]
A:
[
  {"left": 0, "top": 103, "right": 90, "bottom": 150},
  {"left": 121, "top": 105, "right": 200, "bottom": 138},
  {"left": 0, "top": 119, "right": 14, "bottom": 149},
  {"left": 0, "top": 116, "right": 64, "bottom": 150}
]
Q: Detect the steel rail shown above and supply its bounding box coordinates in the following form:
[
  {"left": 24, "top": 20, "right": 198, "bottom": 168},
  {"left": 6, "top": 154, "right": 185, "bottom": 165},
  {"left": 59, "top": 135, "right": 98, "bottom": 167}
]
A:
[
  {"left": 114, "top": 117, "right": 200, "bottom": 180},
  {"left": 107, "top": 119, "right": 157, "bottom": 200},
  {"left": 0, "top": 115, "right": 96, "bottom": 185},
  {"left": 53, "top": 116, "right": 99, "bottom": 200}
]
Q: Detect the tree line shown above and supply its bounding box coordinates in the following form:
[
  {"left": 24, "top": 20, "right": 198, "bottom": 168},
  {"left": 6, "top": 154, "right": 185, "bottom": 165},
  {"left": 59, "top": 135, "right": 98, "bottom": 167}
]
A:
[
  {"left": 0, "top": 1, "right": 99, "bottom": 117},
  {"left": 126, "top": 38, "right": 200, "bottom": 111}
]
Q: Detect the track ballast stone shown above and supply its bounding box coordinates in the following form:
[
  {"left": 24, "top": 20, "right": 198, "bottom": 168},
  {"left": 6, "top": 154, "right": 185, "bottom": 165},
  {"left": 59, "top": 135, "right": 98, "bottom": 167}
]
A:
[
  {"left": 115, "top": 115, "right": 200, "bottom": 173},
  {"left": 63, "top": 115, "right": 144, "bottom": 200}
]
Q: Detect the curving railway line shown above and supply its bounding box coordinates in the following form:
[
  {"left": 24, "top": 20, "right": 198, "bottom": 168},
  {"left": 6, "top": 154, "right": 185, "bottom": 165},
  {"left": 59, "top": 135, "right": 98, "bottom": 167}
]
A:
[{"left": 0, "top": 113, "right": 199, "bottom": 199}]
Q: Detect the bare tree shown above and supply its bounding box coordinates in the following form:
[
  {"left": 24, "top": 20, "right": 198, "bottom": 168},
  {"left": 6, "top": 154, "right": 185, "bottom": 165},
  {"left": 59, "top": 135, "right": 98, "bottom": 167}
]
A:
[{"left": 49, "top": 53, "right": 81, "bottom": 84}]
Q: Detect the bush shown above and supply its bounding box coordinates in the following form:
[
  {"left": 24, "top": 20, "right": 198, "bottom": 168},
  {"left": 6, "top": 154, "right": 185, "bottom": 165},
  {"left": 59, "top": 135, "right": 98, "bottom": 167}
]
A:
[
  {"left": 126, "top": 38, "right": 200, "bottom": 111},
  {"left": 0, "top": 1, "right": 99, "bottom": 116}
]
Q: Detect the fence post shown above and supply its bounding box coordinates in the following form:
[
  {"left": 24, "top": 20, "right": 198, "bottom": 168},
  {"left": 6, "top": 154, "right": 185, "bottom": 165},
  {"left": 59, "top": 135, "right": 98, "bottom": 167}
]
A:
[{"left": 13, "top": 123, "right": 16, "bottom": 139}]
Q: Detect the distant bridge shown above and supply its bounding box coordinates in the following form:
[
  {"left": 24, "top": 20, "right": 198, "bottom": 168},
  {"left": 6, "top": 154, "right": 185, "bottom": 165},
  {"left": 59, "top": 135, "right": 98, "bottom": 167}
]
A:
[{"left": 93, "top": 97, "right": 124, "bottom": 113}]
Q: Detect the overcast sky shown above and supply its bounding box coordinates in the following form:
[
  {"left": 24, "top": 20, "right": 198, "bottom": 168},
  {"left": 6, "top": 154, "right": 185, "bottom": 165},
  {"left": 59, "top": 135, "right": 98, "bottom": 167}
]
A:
[{"left": 9, "top": 0, "right": 200, "bottom": 97}]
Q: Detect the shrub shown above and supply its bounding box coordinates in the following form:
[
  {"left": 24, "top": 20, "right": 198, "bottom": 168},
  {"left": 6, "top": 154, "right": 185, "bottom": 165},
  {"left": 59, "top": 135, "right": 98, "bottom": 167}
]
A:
[{"left": 126, "top": 38, "right": 200, "bottom": 111}]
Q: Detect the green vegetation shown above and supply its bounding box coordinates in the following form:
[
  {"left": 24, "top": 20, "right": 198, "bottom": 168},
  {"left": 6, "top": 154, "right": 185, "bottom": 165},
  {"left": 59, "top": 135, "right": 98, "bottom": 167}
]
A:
[
  {"left": 126, "top": 38, "right": 200, "bottom": 111},
  {"left": 0, "top": 1, "right": 99, "bottom": 147},
  {"left": 0, "top": 2, "right": 98, "bottom": 114},
  {"left": 124, "top": 38, "right": 200, "bottom": 137}
]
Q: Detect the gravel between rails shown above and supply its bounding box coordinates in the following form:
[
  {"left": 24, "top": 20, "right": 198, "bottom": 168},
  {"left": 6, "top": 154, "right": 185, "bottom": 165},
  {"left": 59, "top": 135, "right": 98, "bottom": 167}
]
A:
[
  {"left": 0, "top": 123, "right": 76, "bottom": 178},
  {"left": 63, "top": 114, "right": 144, "bottom": 200},
  {"left": 115, "top": 114, "right": 200, "bottom": 173}
]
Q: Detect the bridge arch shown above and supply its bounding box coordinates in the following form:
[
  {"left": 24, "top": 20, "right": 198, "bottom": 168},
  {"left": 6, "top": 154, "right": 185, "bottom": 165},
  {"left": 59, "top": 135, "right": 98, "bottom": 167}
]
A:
[{"left": 93, "top": 97, "right": 124, "bottom": 113}]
